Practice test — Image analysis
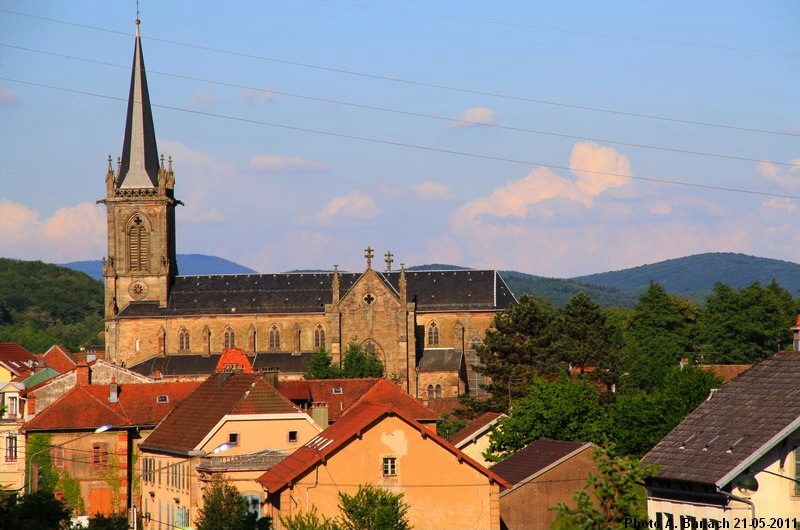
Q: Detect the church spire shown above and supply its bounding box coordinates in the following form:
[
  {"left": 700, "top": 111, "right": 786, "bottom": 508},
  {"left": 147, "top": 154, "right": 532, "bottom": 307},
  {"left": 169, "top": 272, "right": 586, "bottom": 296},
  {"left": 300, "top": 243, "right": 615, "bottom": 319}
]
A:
[{"left": 117, "top": 19, "right": 159, "bottom": 188}]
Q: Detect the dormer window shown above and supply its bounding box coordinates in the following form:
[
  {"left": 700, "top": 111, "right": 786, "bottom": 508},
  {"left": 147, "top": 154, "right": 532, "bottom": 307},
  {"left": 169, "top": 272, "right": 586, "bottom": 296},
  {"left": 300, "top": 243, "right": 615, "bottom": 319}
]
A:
[
  {"left": 332, "top": 387, "right": 343, "bottom": 395},
  {"left": 157, "top": 395, "right": 169, "bottom": 403}
]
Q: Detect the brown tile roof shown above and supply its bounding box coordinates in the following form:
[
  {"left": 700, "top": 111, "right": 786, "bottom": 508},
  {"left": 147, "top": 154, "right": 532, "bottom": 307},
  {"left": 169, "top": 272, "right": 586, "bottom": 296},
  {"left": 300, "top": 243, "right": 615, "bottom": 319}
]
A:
[
  {"left": 345, "top": 378, "right": 439, "bottom": 422},
  {"left": 489, "top": 439, "right": 592, "bottom": 487},
  {"left": 643, "top": 351, "right": 800, "bottom": 488},
  {"left": 140, "top": 372, "right": 300, "bottom": 456},
  {"left": 0, "top": 342, "right": 37, "bottom": 376},
  {"left": 257, "top": 402, "right": 511, "bottom": 493},
  {"left": 22, "top": 381, "right": 200, "bottom": 432},
  {"left": 42, "top": 344, "right": 77, "bottom": 374},
  {"left": 451, "top": 412, "right": 505, "bottom": 446},
  {"left": 420, "top": 396, "right": 462, "bottom": 417}
]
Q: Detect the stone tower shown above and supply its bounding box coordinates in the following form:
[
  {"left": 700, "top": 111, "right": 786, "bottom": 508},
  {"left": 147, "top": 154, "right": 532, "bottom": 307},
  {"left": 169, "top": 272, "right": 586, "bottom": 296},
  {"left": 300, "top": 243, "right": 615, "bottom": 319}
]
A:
[{"left": 99, "top": 20, "right": 178, "bottom": 361}]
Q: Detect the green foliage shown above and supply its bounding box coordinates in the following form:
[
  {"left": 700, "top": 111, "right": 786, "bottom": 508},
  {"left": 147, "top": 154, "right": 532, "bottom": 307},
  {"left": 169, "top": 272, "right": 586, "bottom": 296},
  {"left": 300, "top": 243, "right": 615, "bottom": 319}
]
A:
[
  {"left": 436, "top": 412, "right": 467, "bottom": 441},
  {"left": 620, "top": 283, "right": 698, "bottom": 390},
  {"left": 306, "top": 348, "right": 338, "bottom": 379},
  {"left": 87, "top": 513, "right": 129, "bottom": 530},
  {"left": 485, "top": 378, "right": 608, "bottom": 462},
  {"left": 500, "top": 271, "right": 638, "bottom": 309},
  {"left": 27, "top": 433, "right": 58, "bottom": 494},
  {"left": 281, "top": 508, "right": 341, "bottom": 530},
  {"left": 338, "top": 484, "right": 410, "bottom": 530},
  {"left": 472, "top": 294, "right": 557, "bottom": 412},
  {"left": 98, "top": 455, "right": 122, "bottom": 512},
  {"left": 0, "top": 258, "right": 103, "bottom": 352},
  {"left": 0, "top": 490, "right": 72, "bottom": 530},
  {"left": 195, "top": 478, "right": 250, "bottom": 530},
  {"left": 341, "top": 341, "right": 384, "bottom": 378},
  {"left": 551, "top": 445, "right": 656, "bottom": 530},
  {"left": 56, "top": 470, "right": 85, "bottom": 515},
  {"left": 697, "top": 280, "right": 795, "bottom": 363}
]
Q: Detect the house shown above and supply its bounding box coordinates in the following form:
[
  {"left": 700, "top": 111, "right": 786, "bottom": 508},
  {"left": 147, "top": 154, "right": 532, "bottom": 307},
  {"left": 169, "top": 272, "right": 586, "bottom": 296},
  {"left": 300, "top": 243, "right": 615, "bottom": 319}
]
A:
[
  {"left": 138, "top": 353, "right": 321, "bottom": 530},
  {"left": 21, "top": 374, "right": 199, "bottom": 517},
  {"left": 0, "top": 343, "right": 37, "bottom": 382},
  {"left": 257, "top": 402, "right": 511, "bottom": 530},
  {"left": 0, "top": 381, "right": 26, "bottom": 490},
  {"left": 417, "top": 347, "right": 467, "bottom": 399},
  {"left": 643, "top": 351, "right": 800, "bottom": 526},
  {"left": 278, "top": 377, "right": 439, "bottom": 428},
  {"left": 489, "top": 439, "right": 596, "bottom": 530},
  {"left": 451, "top": 412, "right": 506, "bottom": 468}
]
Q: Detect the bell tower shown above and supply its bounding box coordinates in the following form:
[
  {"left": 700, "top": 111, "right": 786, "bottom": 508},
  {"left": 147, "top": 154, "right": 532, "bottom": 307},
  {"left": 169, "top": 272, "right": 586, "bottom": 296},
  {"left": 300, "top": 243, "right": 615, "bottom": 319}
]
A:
[{"left": 98, "top": 19, "right": 179, "bottom": 361}]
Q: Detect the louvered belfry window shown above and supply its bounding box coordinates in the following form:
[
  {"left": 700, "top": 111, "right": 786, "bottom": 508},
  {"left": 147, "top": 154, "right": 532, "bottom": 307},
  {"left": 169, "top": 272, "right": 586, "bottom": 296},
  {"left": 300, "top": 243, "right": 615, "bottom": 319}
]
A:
[{"left": 128, "top": 215, "right": 149, "bottom": 271}]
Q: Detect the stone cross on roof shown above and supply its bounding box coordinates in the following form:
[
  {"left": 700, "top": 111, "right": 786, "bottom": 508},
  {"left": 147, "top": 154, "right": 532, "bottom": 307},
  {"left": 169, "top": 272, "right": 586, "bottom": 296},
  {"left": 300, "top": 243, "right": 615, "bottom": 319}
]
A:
[
  {"left": 364, "top": 246, "right": 374, "bottom": 269},
  {"left": 385, "top": 251, "right": 393, "bottom": 272}
]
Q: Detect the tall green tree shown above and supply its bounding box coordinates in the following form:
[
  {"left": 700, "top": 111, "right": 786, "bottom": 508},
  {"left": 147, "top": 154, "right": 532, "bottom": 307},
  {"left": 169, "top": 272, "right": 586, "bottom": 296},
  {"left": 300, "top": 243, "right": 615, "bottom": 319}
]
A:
[
  {"left": 305, "top": 348, "right": 339, "bottom": 379},
  {"left": 195, "top": 478, "right": 250, "bottom": 530},
  {"left": 551, "top": 292, "right": 619, "bottom": 386},
  {"left": 341, "top": 341, "right": 384, "bottom": 378},
  {"left": 552, "top": 445, "right": 655, "bottom": 530},
  {"left": 472, "top": 294, "right": 557, "bottom": 412},
  {"left": 697, "top": 280, "right": 795, "bottom": 364},
  {"left": 620, "top": 283, "right": 698, "bottom": 390},
  {"left": 485, "top": 377, "right": 608, "bottom": 462}
]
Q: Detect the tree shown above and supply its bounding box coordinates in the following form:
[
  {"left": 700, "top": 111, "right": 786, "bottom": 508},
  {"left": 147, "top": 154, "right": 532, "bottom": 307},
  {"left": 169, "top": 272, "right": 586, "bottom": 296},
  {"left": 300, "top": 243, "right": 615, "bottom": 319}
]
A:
[
  {"left": 472, "top": 294, "right": 557, "bottom": 412},
  {"left": 195, "top": 478, "right": 250, "bottom": 530},
  {"left": 305, "top": 348, "right": 339, "bottom": 379},
  {"left": 485, "top": 377, "right": 608, "bottom": 462},
  {"left": 87, "top": 513, "right": 129, "bottom": 530},
  {"left": 338, "top": 484, "right": 410, "bottom": 530},
  {"left": 341, "top": 341, "right": 384, "bottom": 378},
  {"left": 551, "top": 292, "right": 619, "bottom": 385},
  {"left": 620, "top": 283, "right": 698, "bottom": 390},
  {"left": 0, "top": 490, "right": 72, "bottom": 530},
  {"left": 551, "top": 445, "right": 656, "bottom": 530},
  {"left": 697, "top": 280, "right": 795, "bottom": 364}
]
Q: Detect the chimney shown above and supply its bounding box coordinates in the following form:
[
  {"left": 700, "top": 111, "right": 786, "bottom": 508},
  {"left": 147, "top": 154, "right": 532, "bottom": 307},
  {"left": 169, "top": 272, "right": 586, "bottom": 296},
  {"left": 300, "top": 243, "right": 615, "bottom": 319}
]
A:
[
  {"left": 792, "top": 312, "right": 800, "bottom": 351},
  {"left": 76, "top": 362, "right": 91, "bottom": 386},
  {"left": 27, "top": 395, "right": 36, "bottom": 417},
  {"left": 109, "top": 378, "right": 119, "bottom": 403},
  {"left": 264, "top": 369, "right": 279, "bottom": 389},
  {"left": 217, "top": 371, "right": 233, "bottom": 389},
  {"left": 311, "top": 401, "right": 329, "bottom": 427}
]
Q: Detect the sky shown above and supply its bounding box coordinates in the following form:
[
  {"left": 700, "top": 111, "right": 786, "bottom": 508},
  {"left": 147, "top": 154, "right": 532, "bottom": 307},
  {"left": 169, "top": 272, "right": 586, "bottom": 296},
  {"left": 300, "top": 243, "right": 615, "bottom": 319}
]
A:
[{"left": 1, "top": 1, "right": 799, "bottom": 278}]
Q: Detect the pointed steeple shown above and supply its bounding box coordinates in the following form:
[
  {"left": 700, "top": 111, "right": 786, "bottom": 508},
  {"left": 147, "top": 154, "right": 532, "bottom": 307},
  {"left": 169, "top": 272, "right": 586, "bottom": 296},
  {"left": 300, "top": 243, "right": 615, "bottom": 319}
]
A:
[{"left": 118, "top": 19, "right": 159, "bottom": 188}]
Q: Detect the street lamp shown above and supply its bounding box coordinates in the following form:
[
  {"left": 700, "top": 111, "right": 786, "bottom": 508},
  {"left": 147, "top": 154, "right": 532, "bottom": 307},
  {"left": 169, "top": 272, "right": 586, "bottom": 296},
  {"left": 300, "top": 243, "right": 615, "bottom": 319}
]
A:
[{"left": 26, "top": 424, "right": 113, "bottom": 493}]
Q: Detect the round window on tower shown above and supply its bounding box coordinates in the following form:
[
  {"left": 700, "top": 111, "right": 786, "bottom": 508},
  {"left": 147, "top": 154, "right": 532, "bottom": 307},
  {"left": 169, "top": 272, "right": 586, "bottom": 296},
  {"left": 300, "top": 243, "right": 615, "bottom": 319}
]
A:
[{"left": 129, "top": 281, "right": 148, "bottom": 300}]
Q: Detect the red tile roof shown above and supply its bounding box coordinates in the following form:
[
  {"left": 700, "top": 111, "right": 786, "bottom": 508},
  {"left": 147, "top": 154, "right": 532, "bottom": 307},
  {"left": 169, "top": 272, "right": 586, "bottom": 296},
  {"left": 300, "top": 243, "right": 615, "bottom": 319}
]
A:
[
  {"left": 451, "top": 412, "right": 505, "bottom": 446},
  {"left": 345, "top": 378, "right": 439, "bottom": 421},
  {"left": 0, "top": 342, "right": 37, "bottom": 376},
  {"left": 489, "top": 439, "right": 592, "bottom": 487},
  {"left": 141, "top": 372, "right": 300, "bottom": 455},
  {"left": 215, "top": 348, "right": 253, "bottom": 373},
  {"left": 22, "top": 381, "right": 200, "bottom": 432},
  {"left": 257, "top": 402, "right": 511, "bottom": 493},
  {"left": 42, "top": 344, "right": 77, "bottom": 374}
]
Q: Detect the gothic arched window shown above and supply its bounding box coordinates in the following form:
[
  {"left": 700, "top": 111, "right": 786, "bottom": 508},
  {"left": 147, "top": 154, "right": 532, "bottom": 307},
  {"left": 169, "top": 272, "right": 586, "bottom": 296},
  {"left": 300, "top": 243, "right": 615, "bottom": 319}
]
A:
[
  {"left": 269, "top": 325, "right": 280, "bottom": 351},
  {"left": 427, "top": 385, "right": 434, "bottom": 400},
  {"left": 179, "top": 327, "right": 190, "bottom": 351},
  {"left": 435, "top": 384, "right": 443, "bottom": 399},
  {"left": 128, "top": 215, "right": 149, "bottom": 272},
  {"left": 314, "top": 324, "right": 326, "bottom": 350},
  {"left": 427, "top": 321, "right": 439, "bottom": 346},
  {"left": 224, "top": 327, "right": 235, "bottom": 349}
]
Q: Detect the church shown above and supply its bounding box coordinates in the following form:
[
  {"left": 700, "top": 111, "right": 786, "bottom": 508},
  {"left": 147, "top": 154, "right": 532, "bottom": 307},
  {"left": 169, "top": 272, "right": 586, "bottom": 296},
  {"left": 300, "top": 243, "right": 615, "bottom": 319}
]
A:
[{"left": 99, "top": 21, "right": 516, "bottom": 398}]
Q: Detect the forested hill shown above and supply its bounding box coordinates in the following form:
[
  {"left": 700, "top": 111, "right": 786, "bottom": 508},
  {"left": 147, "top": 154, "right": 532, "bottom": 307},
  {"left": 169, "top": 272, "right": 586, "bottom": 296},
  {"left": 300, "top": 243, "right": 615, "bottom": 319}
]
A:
[
  {"left": 571, "top": 253, "right": 800, "bottom": 296},
  {"left": 0, "top": 258, "right": 104, "bottom": 353}
]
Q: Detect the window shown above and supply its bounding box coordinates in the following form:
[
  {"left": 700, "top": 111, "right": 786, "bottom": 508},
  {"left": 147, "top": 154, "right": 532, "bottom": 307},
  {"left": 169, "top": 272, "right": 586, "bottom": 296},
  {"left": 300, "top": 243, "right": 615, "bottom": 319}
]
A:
[
  {"left": 7, "top": 396, "right": 18, "bottom": 417},
  {"left": 177, "top": 507, "right": 190, "bottom": 527},
  {"left": 427, "top": 322, "right": 439, "bottom": 346},
  {"left": 53, "top": 447, "right": 65, "bottom": 471},
  {"left": 179, "top": 327, "right": 190, "bottom": 351},
  {"left": 4, "top": 433, "right": 17, "bottom": 462},
  {"left": 314, "top": 325, "right": 326, "bottom": 350},
  {"left": 269, "top": 325, "right": 280, "bottom": 350},
  {"left": 92, "top": 442, "right": 108, "bottom": 467},
  {"left": 128, "top": 215, "right": 149, "bottom": 271},
  {"left": 427, "top": 385, "right": 434, "bottom": 400},
  {"left": 332, "top": 387, "right": 343, "bottom": 395},
  {"left": 382, "top": 457, "right": 397, "bottom": 477},
  {"left": 288, "top": 431, "right": 298, "bottom": 443},
  {"left": 157, "top": 395, "right": 169, "bottom": 403},
  {"left": 228, "top": 433, "right": 239, "bottom": 446},
  {"left": 435, "top": 384, "right": 442, "bottom": 399},
  {"left": 224, "top": 327, "right": 235, "bottom": 349},
  {"left": 142, "top": 457, "right": 155, "bottom": 483}
]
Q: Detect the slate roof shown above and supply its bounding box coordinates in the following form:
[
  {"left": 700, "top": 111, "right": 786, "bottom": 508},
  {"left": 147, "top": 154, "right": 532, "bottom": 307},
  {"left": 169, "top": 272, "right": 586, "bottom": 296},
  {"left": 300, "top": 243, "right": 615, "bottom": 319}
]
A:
[
  {"left": 643, "top": 351, "right": 800, "bottom": 488},
  {"left": 118, "top": 269, "right": 515, "bottom": 317},
  {"left": 451, "top": 412, "right": 505, "bottom": 446},
  {"left": 257, "top": 402, "right": 511, "bottom": 493},
  {"left": 0, "top": 342, "right": 37, "bottom": 376},
  {"left": 22, "top": 380, "right": 200, "bottom": 432},
  {"left": 489, "top": 439, "right": 591, "bottom": 487},
  {"left": 140, "top": 372, "right": 300, "bottom": 456},
  {"left": 418, "top": 348, "right": 463, "bottom": 372},
  {"left": 129, "top": 352, "right": 312, "bottom": 379}
]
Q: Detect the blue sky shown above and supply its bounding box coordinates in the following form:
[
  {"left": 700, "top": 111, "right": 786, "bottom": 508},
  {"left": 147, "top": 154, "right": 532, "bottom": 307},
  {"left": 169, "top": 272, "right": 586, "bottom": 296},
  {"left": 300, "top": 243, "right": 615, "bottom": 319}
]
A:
[{"left": 1, "top": 1, "right": 798, "bottom": 277}]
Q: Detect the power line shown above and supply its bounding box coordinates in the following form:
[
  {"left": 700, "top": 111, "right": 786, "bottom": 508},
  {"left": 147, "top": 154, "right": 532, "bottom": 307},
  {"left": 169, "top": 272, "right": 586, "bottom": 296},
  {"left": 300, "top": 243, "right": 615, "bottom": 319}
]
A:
[
  {"left": 3, "top": 42, "right": 798, "bottom": 169},
  {"left": 3, "top": 75, "right": 799, "bottom": 201},
  {"left": 1, "top": 8, "right": 797, "bottom": 138}
]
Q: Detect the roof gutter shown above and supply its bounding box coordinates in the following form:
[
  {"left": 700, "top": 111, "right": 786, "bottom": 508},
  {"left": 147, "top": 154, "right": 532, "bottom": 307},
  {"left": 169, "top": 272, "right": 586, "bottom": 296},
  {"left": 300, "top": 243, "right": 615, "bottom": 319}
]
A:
[{"left": 716, "top": 487, "right": 755, "bottom": 519}]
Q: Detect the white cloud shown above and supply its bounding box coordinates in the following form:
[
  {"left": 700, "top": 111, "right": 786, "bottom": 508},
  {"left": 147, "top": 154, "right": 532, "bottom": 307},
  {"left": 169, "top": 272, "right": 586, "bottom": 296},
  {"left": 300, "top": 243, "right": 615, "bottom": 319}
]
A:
[
  {"left": 248, "top": 154, "right": 325, "bottom": 171},
  {"left": 0, "top": 85, "right": 19, "bottom": 105},
  {"left": 448, "top": 107, "right": 496, "bottom": 128},
  {"left": 242, "top": 88, "right": 275, "bottom": 104},
  {"left": 305, "top": 192, "right": 379, "bottom": 224},
  {"left": 0, "top": 201, "right": 105, "bottom": 261},
  {"left": 411, "top": 181, "right": 456, "bottom": 201},
  {"left": 762, "top": 198, "right": 797, "bottom": 212},
  {"left": 758, "top": 160, "right": 800, "bottom": 190}
]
